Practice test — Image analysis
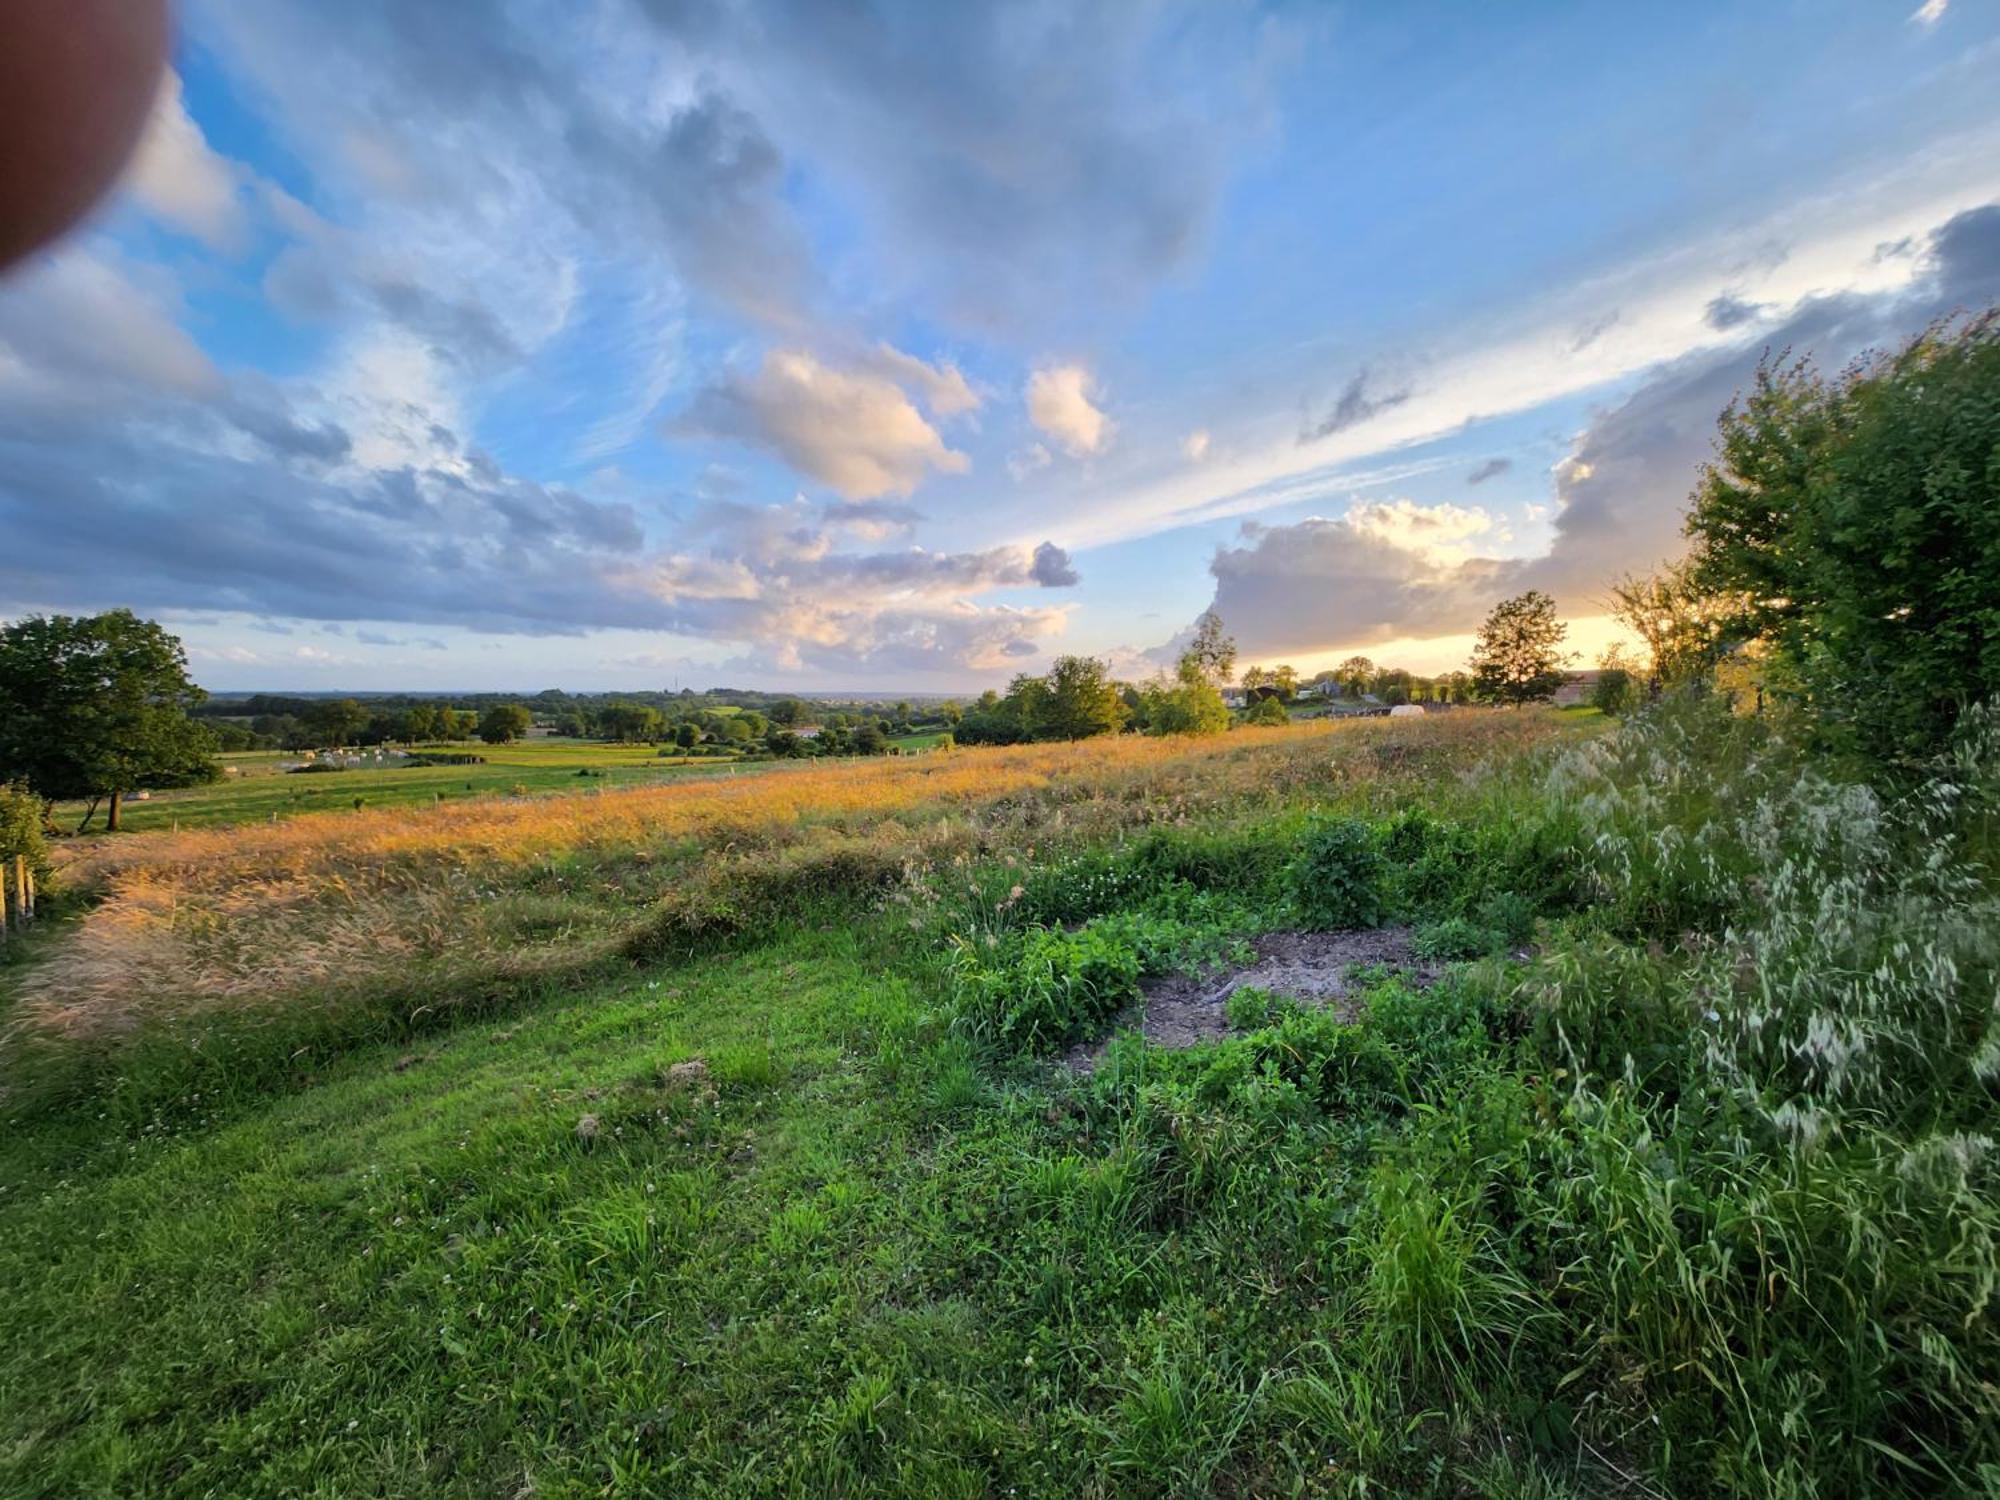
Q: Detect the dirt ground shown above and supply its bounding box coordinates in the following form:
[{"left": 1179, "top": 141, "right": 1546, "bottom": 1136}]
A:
[{"left": 1062, "top": 927, "right": 1437, "bottom": 1073}]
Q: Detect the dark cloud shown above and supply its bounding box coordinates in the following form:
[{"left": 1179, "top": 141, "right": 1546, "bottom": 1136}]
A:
[
  {"left": 1200, "top": 518, "right": 1500, "bottom": 658},
  {"left": 1030, "top": 542, "right": 1080, "bottom": 588},
  {"left": 1466, "top": 457, "right": 1512, "bottom": 486},
  {"left": 1704, "top": 293, "right": 1766, "bottom": 330},
  {"left": 1300, "top": 369, "right": 1412, "bottom": 444},
  {"left": 1927, "top": 203, "right": 2000, "bottom": 305},
  {"left": 636, "top": 0, "right": 1288, "bottom": 336}
]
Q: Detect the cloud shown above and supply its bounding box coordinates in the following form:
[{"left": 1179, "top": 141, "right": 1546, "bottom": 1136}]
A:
[
  {"left": 632, "top": 3, "right": 1293, "bottom": 336},
  {"left": 1466, "top": 457, "right": 1512, "bottom": 485},
  {"left": 1300, "top": 368, "right": 1411, "bottom": 443},
  {"left": 1159, "top": 198, "right": 2000, "bottom": 662},
  {"left": 1008, "top": 444, "right": 1053, "bottom": 481},
  {"left": 121, "top": 71, "right": 249, "bottom": 250},
  {"left": 0, "top": 250, "right": 1071, "bottom": 681},
  {"left": 675, "top": 350, "right": 970, "bottom": 499},
  {"left": 1030, "top": 542, "right": 1080, "bottom": 588},
  {"left": 1026, "top": 363, "right": 1112, "bottom": 456},
  {"left": 1911, "top": 0, "right": 1949, "bottom": 25},
  {"left": 1181, "top": 429, "right": 1211, "bottom": 462},
  {"left": 1345, "top": 499, "right": 1496, "bottom": 564},
  {"left": 866, "top": 345, "right": 981, "bottom": 417},
  {"left": 1704, "top": 293, "right": 1767, "bottom": 330},
  {"left": 1199, "top": 516, "right": 1503, "bottom": 659}
]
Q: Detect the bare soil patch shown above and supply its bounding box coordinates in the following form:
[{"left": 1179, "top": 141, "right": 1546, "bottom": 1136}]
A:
[{"left": 1063, "top": 927, "right": 1437, "bottom": 1073}]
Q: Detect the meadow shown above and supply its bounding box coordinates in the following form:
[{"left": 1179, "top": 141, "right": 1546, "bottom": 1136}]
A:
[
  {"left": 2, "top": 704, "right": 1995, "bottom": 1497},
  {"left": 48, "top": 738, "right": 760, "bottom": 833}
]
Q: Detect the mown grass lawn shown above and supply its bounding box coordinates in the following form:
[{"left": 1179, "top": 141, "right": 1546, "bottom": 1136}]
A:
[{"left": 50, "top": 740, "right": 757, "bottom": 833}]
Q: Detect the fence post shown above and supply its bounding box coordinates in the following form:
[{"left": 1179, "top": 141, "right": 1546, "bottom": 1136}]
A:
[
  {"left": 11, "top": 856, "right": 24, "bottom": 925},
  {"left": 0, "top": 860, "right": 8, "bottom": 940}
]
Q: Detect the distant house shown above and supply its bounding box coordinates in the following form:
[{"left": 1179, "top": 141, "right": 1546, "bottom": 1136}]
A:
[
  {"left": 1221, "top": 687, "right": 1247, "bottom": 708},
  {"left": 1553, "top": 670, "right": 1603, "bottom": 707}
]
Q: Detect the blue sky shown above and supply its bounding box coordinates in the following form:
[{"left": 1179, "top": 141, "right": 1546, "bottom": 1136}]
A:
[{"left": 2, "top": 0, "right": 1997, "bottom": 691}]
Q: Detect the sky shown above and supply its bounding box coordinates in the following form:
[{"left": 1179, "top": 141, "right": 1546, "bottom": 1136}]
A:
[{"left": 2, "top": 0, "right": 1998, "bottom": 693}]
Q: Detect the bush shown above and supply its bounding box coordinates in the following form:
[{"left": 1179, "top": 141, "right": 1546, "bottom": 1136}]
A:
[
  {"left": 949, "top": 915, "right": 1169, "bottom": 1051},
  {"left": 1411, "top": 916, "right": 1491, "bottom": 961},
  {"left": 1288, "top": 815, "right": 1383, "bottom": 928},
  {"left": 1590, "top": 667, "right": 1640, "bottom": 715},
  {"left": 0, "top": 782, "right": 53, "bottom": 890}
]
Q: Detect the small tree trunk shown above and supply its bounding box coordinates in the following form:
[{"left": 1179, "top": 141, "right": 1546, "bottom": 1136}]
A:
[
  {"left": 75, "top": 796, "right": 101, "bottom": 834},
  {"left": 107, "top": 789, "right": 123, "bottom": 832}
]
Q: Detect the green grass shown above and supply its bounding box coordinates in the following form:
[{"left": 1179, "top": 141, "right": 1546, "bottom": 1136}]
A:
[
  {"left": 53, "top": 739, "right": 749, "bottom": 832},
  {"left": 5, "top": 702, "right": 1996, "bottom": 1496}
]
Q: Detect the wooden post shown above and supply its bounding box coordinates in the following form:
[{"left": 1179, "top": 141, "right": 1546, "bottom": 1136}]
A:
[
  {"left": 11, "top": 856, "right": 23, "bottom": 925},
  {"left": 0, "top": 860, "right": 8, "bottom": 940},
  {"left": 24, "top": 864, "right": 35, "bottom": 920}
]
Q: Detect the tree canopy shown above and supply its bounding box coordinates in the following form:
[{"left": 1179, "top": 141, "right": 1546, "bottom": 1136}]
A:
[
  {"left": 0, "top": 610, "right": 216, "bottom": 829},
  {"left": 477, "top": 704, "right": 534, "bottom": 744},
  {"left": 1685, "top": 312, "right": 2000, "bottom": 764},
  {"left": 1469, "top": 591, "right": 1570, "bottom": 705}
]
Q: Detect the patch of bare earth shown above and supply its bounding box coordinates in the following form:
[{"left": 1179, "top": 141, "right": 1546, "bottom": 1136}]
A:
[{"left": 1063, "top": 927, "right": 1438, "bottom": 1073}]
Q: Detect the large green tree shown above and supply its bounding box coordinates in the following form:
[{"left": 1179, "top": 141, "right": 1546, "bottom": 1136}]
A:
[
  {"left": 1685, "top": 313, "right": 2000, "bottom": 764},
  {"left": 1041, "top": 655, "right": 1130, "bottom": 740},
  {"left": 0, "top": 610, "right": 217, "bottom": 830},
  {"left": 478, "top": 704, "right": 534, "bottom": 744},
  {"left": 1469, "top": 591, "right": 1570, "bottom": 705},
  {"left": 302, "top": 697, "right": 370, "bottom": 747}
]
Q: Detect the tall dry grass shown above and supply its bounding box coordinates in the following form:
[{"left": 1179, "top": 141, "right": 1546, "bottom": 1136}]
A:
[{"left": 3, "top": 714, "right": 1561, "bottom": 1087}]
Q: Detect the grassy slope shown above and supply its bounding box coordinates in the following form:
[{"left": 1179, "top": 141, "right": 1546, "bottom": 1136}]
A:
[{"left": 5, "top": 707, "right": 1995, "bottom": 1498}]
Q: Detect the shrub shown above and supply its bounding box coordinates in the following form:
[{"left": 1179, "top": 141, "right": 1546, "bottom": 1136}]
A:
[
  {"left": 0, "top": 782, "right": 53, "bottom": 890},
  {"left": 1288, "top": 815, "right": 1383, "bottom": 928},
  {"left": 1590, "top": 667, "right": 1640, "bottom": 715},
  {"left": 950, "top": 918, "right": 1150, "bottom": 1051},
  {"left": 1411, "top": 916, "right": 1491, "bottom": 961}
]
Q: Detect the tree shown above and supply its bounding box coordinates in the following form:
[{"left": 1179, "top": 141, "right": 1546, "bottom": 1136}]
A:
[
  {"left": 1591, "top": 669, "right": 1641, "bottom": 715},
  {"left": 1469, "top": 591, "right": 1570, "bottom": 705},
  {"left": 1241, "top": 665, "right": 1270, "bottom": 694},
  {"left": 1041, "top": 655, "right": 1130, "bottom": 740},
  {"left": 1335, "top": 656, "right": 1376, "bottom": 697},
  {"left": 1609, "top": 559, "right": 1734, "bottom": 691},
  {"left": 302, "top": 697, "right": 369, "bottom": 748},
  {"left": 436, "top": 708, "right": 477, "bottom": 741},
  {"left": 0, "top": 610, "right": 217, "bottom": 831},
  {"left": 673, "top": 721, "right": 699, "bottom": 749},
  {"left": 1141, "top": 680, "right": 1233, "bottom": 736},
  {"left": 1245, "top": 694, "right": 1289, "bottom": 726},
  {"left": 0, "top": 782, "right": 54, "bottom": 888},
  {"left": 478, "top": 704, "right": 533, "bottom": 744},
  {"left": 1179, "top": 610, "right": 1237, "bottom": 688},
  {"left": 1685, "top": 314, "right": 2000, "bottom": 763},
  {"left": 403, "top": 703, "right": 441, "bottom": 742},
  {"left": 1270, "top": 664, "right": 1300, "bottom": 701},
  {"left": 598, "top": 701, "right": 664, "bottom": 743},
  {"left": 851, "top": 722, "right": 889, "bottom": 755}
]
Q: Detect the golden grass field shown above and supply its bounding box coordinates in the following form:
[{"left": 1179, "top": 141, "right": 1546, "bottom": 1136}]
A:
[{"left": 5, "top": 713, "right": 1569, "bottom": 1084}]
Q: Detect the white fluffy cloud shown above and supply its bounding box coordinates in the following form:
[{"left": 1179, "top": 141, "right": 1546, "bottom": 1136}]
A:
[
  {"left": 121, "top": 71, "right": 249, "bottom": 251},
  {"left": 1345, "top": 499, "right": 1496, "bottom": 564},
  {"left": 1026, "top": 363, "right": 1112, "bottom": 456},
  {"left": 676, "top": 350, "right": 971, "bottom": 499}
]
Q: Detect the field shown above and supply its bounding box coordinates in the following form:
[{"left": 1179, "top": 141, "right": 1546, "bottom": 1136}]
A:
[
  {"left": 49, "top": 738, "right": 763, "bottom": 833},
  {"left": 3, "top": 706, "right": 1996, "bottom": 1497}
]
